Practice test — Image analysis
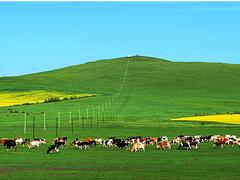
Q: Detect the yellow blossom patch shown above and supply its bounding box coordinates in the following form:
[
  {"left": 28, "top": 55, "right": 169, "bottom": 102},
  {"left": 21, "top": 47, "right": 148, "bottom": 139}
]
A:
[
  {"left": 0, "top": 90, "right": 95, "bottom": 107},
  {"left": 172, "top": 114, "right": 240, "bottom": 125}
]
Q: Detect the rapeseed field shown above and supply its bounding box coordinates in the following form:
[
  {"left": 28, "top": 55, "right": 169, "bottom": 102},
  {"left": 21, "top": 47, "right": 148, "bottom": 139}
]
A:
[
  {"left": 0, "top": 90, "right": 95, "bottom": 107},
  {"left": 173, "top": 114, "right": 240, "bottom": 125}
]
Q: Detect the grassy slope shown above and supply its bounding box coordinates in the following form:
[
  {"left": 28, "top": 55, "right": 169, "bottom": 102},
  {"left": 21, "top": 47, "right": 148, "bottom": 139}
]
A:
[
  {"left": 1, "top": 56, "right": 240, "bottom": 119},
  {"left": 0, "top": 56, "right": 240, "bottom": 179}
]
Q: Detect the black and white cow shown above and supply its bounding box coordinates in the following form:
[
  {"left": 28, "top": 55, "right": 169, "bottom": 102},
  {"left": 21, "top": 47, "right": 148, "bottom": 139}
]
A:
[
  {"left": 47, "top": 144, "right": 59, "bottom": 154},
  {"left": 4, "top": 140, "right": 16, "bottom": 150}
]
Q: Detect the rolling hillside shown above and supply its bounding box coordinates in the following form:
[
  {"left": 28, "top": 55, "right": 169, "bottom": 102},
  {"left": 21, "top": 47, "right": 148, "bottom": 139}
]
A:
[
  {"left": 1, "top": 55, "right": 240, "bottom": 121},
  {"left": 1, "top": 56, "right": 240, "bottom": 120}
]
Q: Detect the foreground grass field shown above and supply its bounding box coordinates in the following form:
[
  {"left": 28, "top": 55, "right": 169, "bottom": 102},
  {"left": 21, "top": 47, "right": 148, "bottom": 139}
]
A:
[
  {"left": 0, "top": 138, "right": 240, "bottom": 179},
  {"left": 0, "top": 56, "right": 240, "bottom": 179}
]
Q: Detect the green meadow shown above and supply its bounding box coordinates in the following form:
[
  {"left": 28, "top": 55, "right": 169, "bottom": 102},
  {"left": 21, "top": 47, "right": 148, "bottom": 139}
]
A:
[{"left": 0, "top": 56, "right": 239, "bottom": 179}]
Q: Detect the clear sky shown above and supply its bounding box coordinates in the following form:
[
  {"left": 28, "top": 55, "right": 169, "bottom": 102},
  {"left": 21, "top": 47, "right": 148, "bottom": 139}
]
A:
[{"left": 0, "top": 2, "right": 240, "bottom": 76}]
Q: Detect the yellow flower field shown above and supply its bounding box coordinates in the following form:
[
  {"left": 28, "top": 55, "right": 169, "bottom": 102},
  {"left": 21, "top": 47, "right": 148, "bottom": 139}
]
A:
[
  {"left": 0, "top": 90, "right": 95, "bottom": 107},
  {"left": 173, "top": 114, "right": 240, "bottom": 125}
]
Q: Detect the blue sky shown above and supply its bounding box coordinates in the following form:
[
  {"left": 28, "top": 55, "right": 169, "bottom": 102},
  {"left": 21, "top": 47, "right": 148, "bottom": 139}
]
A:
[{"left": 0, "top": 2, "right": 240, "bottom": 76}]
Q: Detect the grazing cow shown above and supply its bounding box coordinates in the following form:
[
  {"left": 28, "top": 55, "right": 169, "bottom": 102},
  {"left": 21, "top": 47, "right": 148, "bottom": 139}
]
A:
[
  {"left": 115, "top": 140, "right": 129, "bottom": 149},
  {"left": 95, "top": 138, "right": 103, "bottom": 144},
  {"left": 225, "top": 134, "right": 237, "bottom": 140},
  {"left": 73, "top": 141, "right": 89, "bottom": 150},
  {"left": 130, "top": 142, "right": 146, "bottom": 152},
  {"left": 178, "top": 141, "right": 191, "bottom": 150},
  {"left": 15, "top": 138, "right": 24, "bottom": 145},
  {"left": 28, "top": 139, "right": 46, "bottom": 149},
  {"left": 157, "top": 136, "right": 168, "bottom": 143},
  {"left": 102, "top": 138, "right": 114, "bottom": 148},
  {"left": 156, "top": 141, "right": 171, "bottom": 150},
  {"left": 210, "top": 135, "right": 221, "bottom": 142},
  {"left": 84, "top": 138, "right": 93, "bottom": 143},
  {"left": 54, "top": 137, "right": 67, "bottom": 148},
  {"left": 234, "top": 138, "right": 240, "bottom": 147},
  {"left": 22, "top": 138, "right": 30, "bottom": 146},
  {"left": 190, "top": 141, "right": 199, "bottom": 149},
  {"left": 47, "top": 144, "right": 59, "bottom": 154},
  {"left": 214, "top": 137, "right": 228, "bottom": 148},
  {"left": 4, "top": 140, "right": 16, "bottom": 150},
  {"left": 88, "top": 140, "right": 97, "bottom": 147},
  {"left": 0, "top": 138, "right": 8, "bottom": 145},
  {"left": 200, "top": 135, "right": 212, "bottom": 142},
  {"left": 172, "top": 137, "right": 181, "bottom": 145}
]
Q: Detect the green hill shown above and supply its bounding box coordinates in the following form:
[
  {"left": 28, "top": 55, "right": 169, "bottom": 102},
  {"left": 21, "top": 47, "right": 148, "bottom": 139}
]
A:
[{"left": 1, "top": 55, "right": 240, "bottom": 121}]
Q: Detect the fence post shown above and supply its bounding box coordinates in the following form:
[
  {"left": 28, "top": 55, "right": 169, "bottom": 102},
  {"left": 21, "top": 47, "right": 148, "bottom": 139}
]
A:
[
  {"left": 24, "top": 112, "right": 27, "bottom": 134},
  {"left": 58, "top": 112, "right": 61, "bottom": 128},
  {"left": 56, "top": 117, "right": 59, "bottom": 137},
  {"left": 32, "top": 116, "right": 35, "bottom": 140},
  {"left": 43, "top": 112, "right": 46, "bottom": 131},
  {"left": 69, "top": 112, "right": 72, "bottom": 124}
]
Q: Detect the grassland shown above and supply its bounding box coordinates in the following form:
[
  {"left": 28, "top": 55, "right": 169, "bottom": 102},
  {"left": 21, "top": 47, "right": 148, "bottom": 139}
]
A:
[{"left": 0, "top": 56, "right": 240, "bottom": 179}]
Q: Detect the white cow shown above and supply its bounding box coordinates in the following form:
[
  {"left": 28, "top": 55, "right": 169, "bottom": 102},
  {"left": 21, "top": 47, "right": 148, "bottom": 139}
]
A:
[
  {"left": 28, "top": 139, "right": 46, "bottom": 149},
  {"left": 15, "top": 138, "right": 24, "bottom": 145},
  {"left": 131, "top": 142, "right": 146, "bottom": 152}
]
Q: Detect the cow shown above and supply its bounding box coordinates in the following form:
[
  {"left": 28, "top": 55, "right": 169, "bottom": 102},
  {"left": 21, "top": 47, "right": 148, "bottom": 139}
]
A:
[
  {"left": 28, "top": 139, "right": 46, "bottom": 149},
  {"left": 200, "top": 135, "right": 212, "bottom": 142},
  {"left": 15, "top": 138, "right": 24, "bottom": 145},
  {"left": 156, "top": 141, "right": 171, "bottom": 150},
  {"left": 22, "top": 138, "right": 30, "bottom": 146},
  {"left": 213, "top": 137, "right": 228, "bottom": 148},
  {"left": 95, "top": 138, "right": 103, "bottom": 144},
  {"left": 84, "top": 138, "right": 93, "bottom": 143},
  {"left": 190, "top": 140, "right": 199, "bottom": 149},
  {"left": 157, "top": 136, "right": 168, "bottom": 143},
  {"left": 115, "top": 140, "right": 129, "bottom": 149},
  {"left": 178, "top": 141, "right": 191, "bottom": 150},
  {"left": 172, "top": 137, "right": 181, "bottom": 145},
  {"left": 72, "top": 141, "right": 89, "bottom": 150},
  {"left": 4, "top": 139, "right": 16, "bottom": 150},
  {"left": 0, "top": 138, "right": 8, "bottom": 145},
  {"left": 54, "top": 137, "right": 67, "bottom": 148},
  {"left": 47, "top": 144, "right": 59, "bottom": 154},
  {"left": 102, "top": 138, "right": 114, "bottom": 148},
  {"left": 130, "top": 142, "right": 146, "bottom": 152},
  {"left": 225, "top": 134, "right": 237, "bottom": 141}
]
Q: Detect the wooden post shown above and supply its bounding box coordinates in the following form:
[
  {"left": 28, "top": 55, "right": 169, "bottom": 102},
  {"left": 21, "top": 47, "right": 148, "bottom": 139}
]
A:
[
  {"left": 56, "top": 117, "right": 59, "bottom": 137},
  {"left": 86, "top": 108, "right": 88, "bottom": 128},
  {"left": 32, "top": 116, "right": 35, "bottom": 140},
  {"left": 71, "top": 116, "right": 74, "bottom": 135},
  {"left": 102, "top": 104, "right": 104, "bottom": 123},
  {"left": 43, "top": 112, "right": 46, "bottom": 131},
  {"left": 91, "top": 107, "right": 94, "bottom": 128},
  {"left": 58, "top": 112, "right": 61, "bottom": 128},
  {"left": 69, "top": 112, "right": 72, "bottom": 124},
  {"left": 24, "top": 112, "right": 27, "bottom": 134},
  {"left": 78, "top": 109, "right": 81, "bottom": 132},
  {"left": 97, "top": 106, "right": 99, "bottom": 127}
]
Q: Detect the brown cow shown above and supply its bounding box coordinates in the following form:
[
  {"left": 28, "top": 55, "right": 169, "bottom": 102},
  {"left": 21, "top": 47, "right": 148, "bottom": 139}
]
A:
[
  {"left": 156, "top": 141, "right": 171, "bottom": 150},
  {"left": 0, "top": 138, "right": 8, "bottom": 145},
  {"left": 84, "top": 138, "right": 93, "bottom": 143}
]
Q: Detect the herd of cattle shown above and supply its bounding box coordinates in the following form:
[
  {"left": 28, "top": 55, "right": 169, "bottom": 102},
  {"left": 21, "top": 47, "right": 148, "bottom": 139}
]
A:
[{"left": 0, "top": 134, "right": 239, "bottom": 154}]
